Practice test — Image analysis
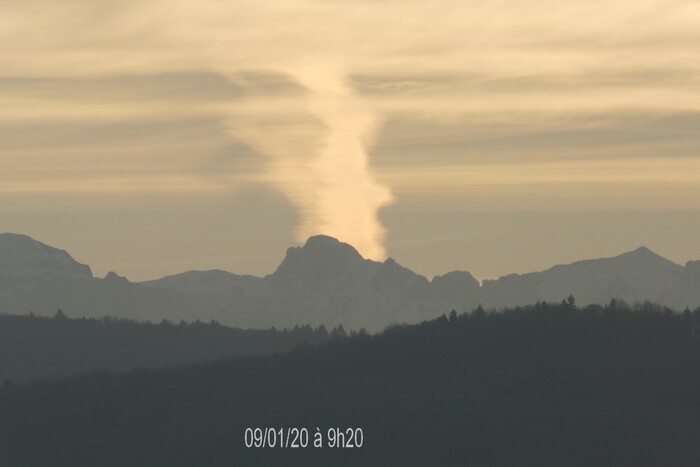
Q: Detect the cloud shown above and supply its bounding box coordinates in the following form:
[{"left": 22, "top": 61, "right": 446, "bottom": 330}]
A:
[
  {"left": 224, "top": 64, "right": 393, "bottom": 259},
  {"left": 1, "top": 0, "right": 700, "bottom": 258},
  {"left": 371, "top": 112, "right": 700, "bottom": 167},
  {"left": 0, "top": 116, "right": 263, "bottom": 205},
  {"left": 0, "top": 72, "right": 243, "bottom": 101}
]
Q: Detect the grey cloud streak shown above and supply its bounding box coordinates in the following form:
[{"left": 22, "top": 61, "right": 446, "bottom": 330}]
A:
[{"left": 370, "top": 112, "right": 700, "bottom": 168}]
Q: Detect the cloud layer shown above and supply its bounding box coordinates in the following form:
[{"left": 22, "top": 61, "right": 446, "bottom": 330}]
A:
[{"left": 1, "top": 0, "right": 699, "bottom": 275}]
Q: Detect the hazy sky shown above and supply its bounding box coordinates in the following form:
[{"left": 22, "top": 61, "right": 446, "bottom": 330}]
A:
[{"left": 2, "top": 0, "right": 700, "bottom": 281}]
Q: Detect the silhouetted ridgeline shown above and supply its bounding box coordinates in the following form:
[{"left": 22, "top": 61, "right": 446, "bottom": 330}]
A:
[
  {"left": 1, "top": 301, "right": 699, "bottom": 466},
  {"left": 5, "top": 233, "right": 700, "bottom": 332},
  {"left": 0, "top": 312, "right": 333, "bottom": 383}
]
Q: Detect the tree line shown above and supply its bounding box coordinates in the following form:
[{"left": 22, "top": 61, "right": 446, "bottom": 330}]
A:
[
  {"left": 1, "top": 299, "right": 699, "bottom": 466},
  {"left": 0, "top": 311, "right": 349, "bottom": 383}
]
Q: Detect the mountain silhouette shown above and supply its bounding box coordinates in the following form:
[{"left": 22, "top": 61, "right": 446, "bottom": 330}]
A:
[
  {"left": 1, "top": 232, "right": 699, "bottom": 331},
  {"left": 271, "top": 235, "right": 366, "bottom": 287},
  {"left": 481, "top": 246, "right": 686, "bottom": 308},
  {"left": 0, "top": 233, "right": 92, "bottom": 277}
]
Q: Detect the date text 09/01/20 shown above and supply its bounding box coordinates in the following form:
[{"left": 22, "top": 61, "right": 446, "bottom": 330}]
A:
[{"left": 244, "top": 427, "right": 363, "bottom": 449}]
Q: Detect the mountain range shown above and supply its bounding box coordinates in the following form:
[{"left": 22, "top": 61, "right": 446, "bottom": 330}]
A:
[{"left": 1, "top": 232, "right": 699, "bottom": 331}]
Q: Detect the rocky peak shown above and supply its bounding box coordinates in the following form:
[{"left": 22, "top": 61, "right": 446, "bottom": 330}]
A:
[
  {"left": 271, "top": 235, "right": 365, "bottom": 285},
  {"left": 0, "top": 233, "right": 92, "bottom": 278}
]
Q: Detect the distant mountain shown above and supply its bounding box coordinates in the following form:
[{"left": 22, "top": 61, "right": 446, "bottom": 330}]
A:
[
  {"left": 481, "top": 246, "right": 690, "bottom": 309},
  {"left": 143, "top": 236, "right": 445, "bottom": 330},
  {"left": 0, "top": 233, "right": 92, "bottom": 278},
  {"left": 1, "top": 232, "right": 699, "bottom": 331}
]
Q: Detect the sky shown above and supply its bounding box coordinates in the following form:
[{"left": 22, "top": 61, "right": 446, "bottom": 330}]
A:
[{"left": 1, "top": 0, "right": 700, "bottom": 281}]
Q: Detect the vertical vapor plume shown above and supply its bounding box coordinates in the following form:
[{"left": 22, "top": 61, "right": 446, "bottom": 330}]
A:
[{"left": 230, "top": 65, "right": 394, "bottom": 260}]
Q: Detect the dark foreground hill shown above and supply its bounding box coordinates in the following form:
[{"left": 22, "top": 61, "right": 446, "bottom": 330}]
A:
[
  {"left": 0, "top": 313, "right": 330, "bottom": 383},
  {"left": 1, "top": 301, "right": 699, "bottom": 466}
]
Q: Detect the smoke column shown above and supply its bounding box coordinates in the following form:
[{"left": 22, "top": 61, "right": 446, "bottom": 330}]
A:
[{"left": 231, "top": 65, "right": 394, "bottom": 260}]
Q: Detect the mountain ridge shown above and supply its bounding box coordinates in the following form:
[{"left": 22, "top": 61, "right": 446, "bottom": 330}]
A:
[
  {"left": 1, "top": 232, "right": 699, "bottom": 331},
  {"left": 0, "top": 233, "right": 93, "bottom": 278}
]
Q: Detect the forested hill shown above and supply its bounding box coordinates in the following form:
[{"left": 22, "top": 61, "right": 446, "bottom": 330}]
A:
[
  {"left": 1, "top": 301, "right": 699, "bottom": 466},
  {"left": 0, "top": 312, "right": 333, "bottom": 383}
]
